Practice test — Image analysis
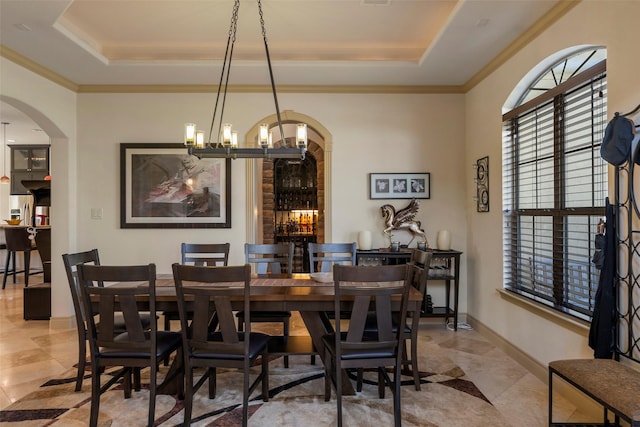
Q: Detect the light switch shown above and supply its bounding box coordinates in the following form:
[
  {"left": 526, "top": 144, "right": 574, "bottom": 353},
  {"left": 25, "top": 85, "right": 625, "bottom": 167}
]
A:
[{"left": 91, "top": 208, "right": 103, "bottom": 220}]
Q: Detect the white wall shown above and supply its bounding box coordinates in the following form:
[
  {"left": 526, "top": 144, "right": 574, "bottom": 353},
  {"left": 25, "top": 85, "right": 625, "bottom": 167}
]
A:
[
  {"left": 465, "top": 0, "right": 640, "bottom": 367},
  {"left": 0, "top": 58, "right": 77, "bottom": 320}
]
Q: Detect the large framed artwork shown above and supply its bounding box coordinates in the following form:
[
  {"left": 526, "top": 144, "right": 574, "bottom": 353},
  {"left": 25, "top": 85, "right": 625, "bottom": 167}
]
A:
[
  {"left": 120, "top": 143, "right": 231, "bottom": 228},
  {"left": 369, "top": 172, "right": 430, "bottom": 200}
]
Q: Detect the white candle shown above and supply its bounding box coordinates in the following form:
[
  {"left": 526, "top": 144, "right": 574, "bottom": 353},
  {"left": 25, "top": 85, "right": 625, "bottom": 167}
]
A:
[
  {"left": 358, "top": 230, "right": 372, "bottom": 250},
  {"left": 436, "top": 230, "right": 451, "bottom": 250}
]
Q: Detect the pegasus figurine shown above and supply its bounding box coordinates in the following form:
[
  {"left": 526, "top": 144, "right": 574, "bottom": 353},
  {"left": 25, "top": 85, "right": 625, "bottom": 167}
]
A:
[{"left": 380, "top": 198, "right": 428, "bottom": 247}]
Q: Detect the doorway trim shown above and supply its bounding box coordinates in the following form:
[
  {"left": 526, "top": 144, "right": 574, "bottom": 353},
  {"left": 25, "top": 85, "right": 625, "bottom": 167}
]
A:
[{"left": 244, "top": 110, "right": 332, "bottom": 244}]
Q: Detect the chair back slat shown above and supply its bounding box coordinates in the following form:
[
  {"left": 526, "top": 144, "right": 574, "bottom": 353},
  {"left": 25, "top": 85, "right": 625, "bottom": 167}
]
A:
[
  {"left": 78, "top": 264, "right": 157, "bottom": 353},
  {"left": 181, "top": 242, "right": 230, "bottom": 266},
  {"left": 333, "top": 264, "right": 411, "bottom": 358},
  {"left": 245, "top": 243, "right": 293, "bottom": 275},
  {"left": 308, "top": 242, "right": 356, "bottom": 273},
  {"left": 172, "top": 263, "right": 251, "bottom": 357}
]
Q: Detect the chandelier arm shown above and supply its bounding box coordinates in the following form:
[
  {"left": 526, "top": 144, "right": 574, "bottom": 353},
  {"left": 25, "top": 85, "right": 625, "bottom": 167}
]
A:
[
  {"left": 208, "top": 0, "right": 240, "bottom": 147},
  {"left": 258, "top": 0, "right": 286, "bottom": 148}
]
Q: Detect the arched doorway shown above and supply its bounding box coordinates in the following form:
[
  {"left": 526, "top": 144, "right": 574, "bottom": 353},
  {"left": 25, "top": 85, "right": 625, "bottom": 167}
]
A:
[{"left": 244, "top": 111, "right": 332, "bottom": 259}]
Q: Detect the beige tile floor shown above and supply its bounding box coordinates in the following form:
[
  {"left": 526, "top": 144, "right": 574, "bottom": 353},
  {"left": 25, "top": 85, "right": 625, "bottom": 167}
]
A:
[{"left": 0, "top": 276, "right": 591, "bottom": 425}]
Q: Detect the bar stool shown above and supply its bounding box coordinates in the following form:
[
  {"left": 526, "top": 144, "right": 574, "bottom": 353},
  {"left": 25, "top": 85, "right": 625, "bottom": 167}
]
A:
[{"left": 2, "top": 227, "right": 38, "bottom": 289}]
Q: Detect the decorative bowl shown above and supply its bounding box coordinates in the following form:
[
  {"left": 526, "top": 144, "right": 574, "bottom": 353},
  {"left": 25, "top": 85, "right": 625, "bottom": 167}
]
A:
[
  {"left": 4, "top": 219, "right": 22, "bottom": 226},
  {"left": 310, "top": 272, "right": 333, "bottom": 283}
]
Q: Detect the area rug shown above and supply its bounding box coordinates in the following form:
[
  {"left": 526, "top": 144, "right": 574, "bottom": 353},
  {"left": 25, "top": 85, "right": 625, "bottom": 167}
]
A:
[{"left": 0, "top": 354, "right": 509, "bottom": 426}]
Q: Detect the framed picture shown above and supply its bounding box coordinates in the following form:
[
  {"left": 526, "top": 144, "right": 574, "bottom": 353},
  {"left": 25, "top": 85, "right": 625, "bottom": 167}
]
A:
[
  {"left": 120, "top": 143, "right": 231, "bottom": 228},
  {"left": 369, "top": 172, "right": 430, "bottom": 199}
]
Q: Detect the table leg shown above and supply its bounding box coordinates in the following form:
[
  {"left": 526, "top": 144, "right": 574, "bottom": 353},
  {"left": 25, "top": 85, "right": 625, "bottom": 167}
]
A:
[{"left": 299, "top": 310, "right": 355, "bottom": 396}]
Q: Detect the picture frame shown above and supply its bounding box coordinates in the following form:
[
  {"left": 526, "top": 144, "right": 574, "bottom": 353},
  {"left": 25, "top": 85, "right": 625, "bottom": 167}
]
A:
[
  {"left": 120, "top": 143, "right": 231, "bottom": 228},
  {"left": 369, "top": 172, "right": 430, "bottom": 199}
]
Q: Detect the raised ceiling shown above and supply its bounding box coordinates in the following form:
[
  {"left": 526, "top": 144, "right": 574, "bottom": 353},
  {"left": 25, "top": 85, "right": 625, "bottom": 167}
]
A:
[{"left": 0, "top": 0, "right": 569, "bottom": 89}]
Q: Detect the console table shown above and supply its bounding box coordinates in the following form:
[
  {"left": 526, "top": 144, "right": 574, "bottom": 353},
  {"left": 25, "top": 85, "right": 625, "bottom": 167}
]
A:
[{"left": 356, "top": 248, "right": 463, "bottom": 330}]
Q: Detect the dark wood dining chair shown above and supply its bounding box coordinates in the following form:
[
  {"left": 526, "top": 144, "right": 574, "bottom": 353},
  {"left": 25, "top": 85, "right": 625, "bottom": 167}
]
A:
[
  {"left": 362, "top": 251, "right": 432, "bottom": 391},
  {"left": 163, "top": 242, "right": 231, "bottom": 331},
  {"left": 62, "top": 249, "right": 153, "bottom": 392},
  {"left": 237, "top": 242, "right": 295, "bottom": 366},
  {"left": 323, "top": 264, "right": 412, "bottom": 427},
  {"left": 405, "top": 249, "right": 432, "bottom": 390},
  {"left": 62, "top": 249, "right": 102, "bottom": 392},
  {"left": 77, "top": 263, "right": 182, "bottom": 427},
  {"left": 308, "top": 242, "right": 357, "bottom": 273},
  {"left": 172, "top": 263, "right": 269, "bottom": 427},
  {"left": 308, "top": 242, "right": 357, "bottom": 326}
]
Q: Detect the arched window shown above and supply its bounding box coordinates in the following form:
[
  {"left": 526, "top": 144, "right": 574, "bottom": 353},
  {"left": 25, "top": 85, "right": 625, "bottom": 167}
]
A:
[{"left": 502, "top": 47, "right": 607, "bottom": 320}]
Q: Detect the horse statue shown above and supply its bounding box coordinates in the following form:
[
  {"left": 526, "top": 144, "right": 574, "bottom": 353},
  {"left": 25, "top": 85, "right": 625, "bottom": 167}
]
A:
[{"left": 380, "top": 198, "right": 428, "bottom": 247}]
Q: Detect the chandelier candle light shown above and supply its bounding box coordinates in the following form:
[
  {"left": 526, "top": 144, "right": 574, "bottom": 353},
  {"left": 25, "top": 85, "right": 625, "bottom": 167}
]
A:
[{"left": 184, "top": 0, "right": 307, "bottom": 159}]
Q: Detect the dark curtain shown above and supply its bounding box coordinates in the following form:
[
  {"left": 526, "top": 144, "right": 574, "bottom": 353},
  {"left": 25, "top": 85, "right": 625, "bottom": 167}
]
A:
[{"left": 588, "top": 198, "right": 616, "bottom": 359}]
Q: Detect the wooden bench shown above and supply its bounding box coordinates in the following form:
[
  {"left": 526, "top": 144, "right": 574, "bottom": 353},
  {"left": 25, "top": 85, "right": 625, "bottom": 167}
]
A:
[{"left": 549, "top": 358, "right": 640, "bottom": 426}]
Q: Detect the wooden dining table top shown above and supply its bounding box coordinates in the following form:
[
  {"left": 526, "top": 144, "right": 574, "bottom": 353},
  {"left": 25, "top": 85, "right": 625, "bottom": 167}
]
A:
[{"left": 147, "top": 273, "right": 421, "bottom": 305}]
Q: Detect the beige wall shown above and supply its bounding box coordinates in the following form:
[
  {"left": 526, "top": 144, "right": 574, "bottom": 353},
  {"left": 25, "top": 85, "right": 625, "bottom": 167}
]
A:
[{"left": 464, "top": 0, "right": 640, "bottom": 368}]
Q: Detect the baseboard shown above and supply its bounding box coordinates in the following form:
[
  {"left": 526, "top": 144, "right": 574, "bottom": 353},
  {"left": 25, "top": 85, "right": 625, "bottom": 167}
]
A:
[
  {"left": 467, "top": 314, "right": 602, "bottom": 420},
  {"left": 49, "top": 315, "right": 75, "bottom": 330}
]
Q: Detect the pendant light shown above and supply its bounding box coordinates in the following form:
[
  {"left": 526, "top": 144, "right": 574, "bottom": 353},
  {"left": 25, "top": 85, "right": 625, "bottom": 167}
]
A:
[{"left": 1, "top": 122, "right": 10, "bottom": 184}]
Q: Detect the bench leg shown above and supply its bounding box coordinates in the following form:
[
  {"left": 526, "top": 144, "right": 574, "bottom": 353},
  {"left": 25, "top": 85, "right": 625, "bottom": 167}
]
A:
[{"left": 548, "top": 369, "right": 553, "bottom": 425}]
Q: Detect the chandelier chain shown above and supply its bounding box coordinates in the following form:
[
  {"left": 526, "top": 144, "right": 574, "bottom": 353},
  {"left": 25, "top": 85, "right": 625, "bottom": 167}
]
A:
[
  {"left": 209, "top": 0, "right": 241, "bottom": 146},
  {"left": 258, "top": 0, "right": 286, "bottom": 147}
]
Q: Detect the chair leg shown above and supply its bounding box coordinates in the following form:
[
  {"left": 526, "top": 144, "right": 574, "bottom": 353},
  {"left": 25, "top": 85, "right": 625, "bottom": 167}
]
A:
[
  {"left": 23, "top": 250, "right": 30, "bottom": 287},
  {"left": 393, "top": 363, "right": 402, "bottom": 427},
  {"left": 283, "top": 319, "right": 290, "bottom": 368},
  {"left": 324, "top": 352, "right": 332, "bottom": 402},
  {"left": 75, "top": 339, "right": 86, "bottom": 392},
  {"left": 89, "top": 361, "right": 101, "bottom": 427},
  {"left": 410, "top": 335, "right": 420, "bottom": 391},
  {"left": 148, "top": 360, "right": 157, "bottom": 427},
  {"left": 208, "top": 368, "right": 216, "bottom": 399},
  {"left": 262, "top": 350, "right": 270, "bottom": 401},
  {"left": 2, "top": 251, "right": 10, "bottom": 289},
  {"left": 184, "top": 366, "right": 194, "bottom": 427}
]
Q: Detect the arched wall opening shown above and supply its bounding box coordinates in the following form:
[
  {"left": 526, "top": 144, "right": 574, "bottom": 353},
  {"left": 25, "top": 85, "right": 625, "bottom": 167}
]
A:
[{"left": 244, "top": 111, "right": 333, "bottom": 247}]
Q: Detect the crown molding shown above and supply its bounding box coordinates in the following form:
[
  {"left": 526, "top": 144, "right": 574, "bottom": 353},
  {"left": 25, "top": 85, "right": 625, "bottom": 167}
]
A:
[
  {"left": 462, "top": 0, "right": 581, "bottom": 92},
  {"left": 0, "top": 45, "right": 78, "bottom": 92},
  {"left": 1, "top": 1, "right": 581, "bottom": 96}
]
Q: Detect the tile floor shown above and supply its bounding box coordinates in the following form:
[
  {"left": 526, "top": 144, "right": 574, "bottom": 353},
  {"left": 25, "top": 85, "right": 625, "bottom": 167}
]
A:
[{"left": 0, "top": 276, "right": 592, "bottom": 425}]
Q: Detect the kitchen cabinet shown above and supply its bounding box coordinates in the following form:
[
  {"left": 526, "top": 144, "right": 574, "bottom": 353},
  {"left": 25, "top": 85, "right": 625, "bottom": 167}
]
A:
[{"left": 9, "top": 145, "right": 50, "bottom": 195}]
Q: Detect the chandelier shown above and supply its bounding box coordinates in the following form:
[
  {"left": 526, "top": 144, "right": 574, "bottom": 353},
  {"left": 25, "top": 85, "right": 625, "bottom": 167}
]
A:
[{"left": 185, "top": 0, "right": 307, "bottom": 159}]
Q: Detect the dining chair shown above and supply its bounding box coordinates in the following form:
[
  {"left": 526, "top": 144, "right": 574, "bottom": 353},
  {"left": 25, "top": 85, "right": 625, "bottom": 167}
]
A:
[
  {"left": 323, "top": 264, "right": 412, "bottom": 427},
  {"left": 362, "top": 251, "right": 432, "bottom": 391},
  {"left": 237, "top": 242, "right": 295, "bottom": 366},
  {"left": 172, "top": 263, "right": 269, "bottom": 427},
  {"left": 62, "top": 249, "right": 103, "bottom": 392},
  {"left": 308, "top": 242, "right": 357, "bottom": 326},
  {"left": 163, "top": 242, "right": 231, "bottom": 331},
  {"left": 307, "top": 242, "right": 357, "bottom": 273},
  {"left": 77, "top": 263, "right": 182, "bottom": 427},
  {"left": 62, "top": 249, "right": 152, "bottom": 392}
]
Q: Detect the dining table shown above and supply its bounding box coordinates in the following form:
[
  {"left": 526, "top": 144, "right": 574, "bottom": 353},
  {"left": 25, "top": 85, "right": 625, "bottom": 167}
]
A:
[{"left": 94, "top": 272, "right": 423, "bottom": 396}]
